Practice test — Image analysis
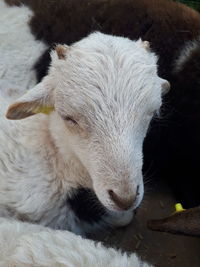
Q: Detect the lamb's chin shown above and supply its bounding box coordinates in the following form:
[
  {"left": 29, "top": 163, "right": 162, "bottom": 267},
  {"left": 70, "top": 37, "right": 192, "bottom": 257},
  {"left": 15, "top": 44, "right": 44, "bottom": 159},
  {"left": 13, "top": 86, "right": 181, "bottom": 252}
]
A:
[{"left": 105, "top": 209, "right": 134, "bottom": 227}]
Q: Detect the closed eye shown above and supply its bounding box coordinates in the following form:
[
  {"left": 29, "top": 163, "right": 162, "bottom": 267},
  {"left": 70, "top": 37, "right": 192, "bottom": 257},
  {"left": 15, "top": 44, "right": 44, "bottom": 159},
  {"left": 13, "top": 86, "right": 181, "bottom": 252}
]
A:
[{"left": 63, "top": 116, "right": 78, "bottom": 125}]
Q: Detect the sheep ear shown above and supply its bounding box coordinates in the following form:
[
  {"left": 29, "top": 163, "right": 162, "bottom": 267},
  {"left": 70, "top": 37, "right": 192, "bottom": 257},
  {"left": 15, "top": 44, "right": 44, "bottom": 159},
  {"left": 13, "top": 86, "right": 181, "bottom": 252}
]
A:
[
  {"left": 6, "top": 82, "right": 54, "bottom": 120},
  {"left": 55, "top": 44, "right": 69, "bottom": 60}
]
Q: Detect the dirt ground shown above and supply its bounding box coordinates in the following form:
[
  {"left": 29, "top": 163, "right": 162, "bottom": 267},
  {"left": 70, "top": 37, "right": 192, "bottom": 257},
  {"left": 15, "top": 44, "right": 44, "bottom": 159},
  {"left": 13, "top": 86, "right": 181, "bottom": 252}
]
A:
[{"left": 98, "top": 182, "right": 200, "bottom": 267}]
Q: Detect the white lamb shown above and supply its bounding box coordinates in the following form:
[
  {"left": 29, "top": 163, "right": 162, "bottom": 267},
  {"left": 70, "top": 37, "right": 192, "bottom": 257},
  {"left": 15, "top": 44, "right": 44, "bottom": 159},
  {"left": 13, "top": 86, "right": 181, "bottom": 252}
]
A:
[
  {"left": 0, "top": 217, "right": 152, "bottom": 267},
  {"left": 0, "top": 32, "right": 169, "bottom": 236}
]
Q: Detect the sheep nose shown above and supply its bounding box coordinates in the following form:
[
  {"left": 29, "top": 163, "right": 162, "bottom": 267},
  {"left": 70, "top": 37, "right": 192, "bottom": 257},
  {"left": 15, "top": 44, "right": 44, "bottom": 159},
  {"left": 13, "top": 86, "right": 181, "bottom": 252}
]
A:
[{"left": 108, "top": 189, "right": 136, "bottom": 210}]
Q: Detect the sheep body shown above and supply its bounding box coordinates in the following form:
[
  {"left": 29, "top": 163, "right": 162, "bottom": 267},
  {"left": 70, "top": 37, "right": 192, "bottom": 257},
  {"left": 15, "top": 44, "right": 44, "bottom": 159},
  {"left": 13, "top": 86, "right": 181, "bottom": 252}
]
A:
[
  {"left": 0, "top": 0, "right": 46, "bottom": 92},
  {"left": 0, "top": 218, "right": 152, "bottom": 267}
]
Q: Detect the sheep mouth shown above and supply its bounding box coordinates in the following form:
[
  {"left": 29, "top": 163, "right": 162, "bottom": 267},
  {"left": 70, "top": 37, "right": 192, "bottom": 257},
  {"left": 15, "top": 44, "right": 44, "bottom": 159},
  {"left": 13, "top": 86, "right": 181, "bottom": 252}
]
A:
[{"left": 67, "top": 187, "right": 107, "bottom": 223}]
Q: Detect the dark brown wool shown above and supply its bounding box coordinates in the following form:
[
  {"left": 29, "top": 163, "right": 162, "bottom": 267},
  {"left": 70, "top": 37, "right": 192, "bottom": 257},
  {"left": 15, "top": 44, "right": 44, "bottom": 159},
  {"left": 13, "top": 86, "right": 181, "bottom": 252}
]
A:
[{"left": 5, "top": 0, "right": 200, "bottom": 208}]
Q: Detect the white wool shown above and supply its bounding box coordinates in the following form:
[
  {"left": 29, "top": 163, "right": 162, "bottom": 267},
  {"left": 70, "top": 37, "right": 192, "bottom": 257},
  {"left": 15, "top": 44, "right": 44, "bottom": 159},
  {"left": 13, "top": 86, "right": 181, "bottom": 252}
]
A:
[
  {"left": 0, "top": 1, "right": 46, "bottom": 93},
  {"left": 0, "top": 218, "right": 152, "bottom": 267}
]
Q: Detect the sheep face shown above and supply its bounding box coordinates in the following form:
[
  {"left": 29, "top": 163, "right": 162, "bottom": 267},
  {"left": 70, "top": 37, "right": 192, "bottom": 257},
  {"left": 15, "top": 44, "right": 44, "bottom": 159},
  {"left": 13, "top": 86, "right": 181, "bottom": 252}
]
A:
[{"left": 6, "top": 32, "right": 169, "bottom": 212}]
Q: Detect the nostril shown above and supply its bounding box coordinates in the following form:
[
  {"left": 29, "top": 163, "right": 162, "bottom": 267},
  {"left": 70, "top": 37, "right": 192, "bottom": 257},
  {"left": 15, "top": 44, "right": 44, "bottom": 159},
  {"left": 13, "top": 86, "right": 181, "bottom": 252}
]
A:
[
  {"left": 108, "top": 189, "right": 114, "bottom": 195},
  {"left": 108, "top": 189, "right": 135, "bottom": 210}
]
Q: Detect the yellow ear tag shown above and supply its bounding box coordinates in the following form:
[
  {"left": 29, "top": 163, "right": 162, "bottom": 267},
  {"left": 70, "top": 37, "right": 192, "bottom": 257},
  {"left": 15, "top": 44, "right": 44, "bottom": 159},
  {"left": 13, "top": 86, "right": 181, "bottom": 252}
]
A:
[
  {"left": 33, "top": 106, "right": 54, "bottom": 115},
  {"left": 175, "top": 203, "right": 186, "bottom": 213}
]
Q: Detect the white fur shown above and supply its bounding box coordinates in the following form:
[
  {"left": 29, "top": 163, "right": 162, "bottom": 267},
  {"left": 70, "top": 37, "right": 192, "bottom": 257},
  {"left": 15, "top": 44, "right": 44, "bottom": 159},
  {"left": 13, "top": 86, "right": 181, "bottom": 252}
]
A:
[
  {"left": 173, "top": 39, "right": 200, "bottom": 73},
  {"left": 0, "top": 32, "right": 167, "bottom": 234},
  {"left": 0, "top": 1, "right": 46, "bottom": 93},
  {"left": 0, "top": 218, "right": 152, "bottom": 267}
]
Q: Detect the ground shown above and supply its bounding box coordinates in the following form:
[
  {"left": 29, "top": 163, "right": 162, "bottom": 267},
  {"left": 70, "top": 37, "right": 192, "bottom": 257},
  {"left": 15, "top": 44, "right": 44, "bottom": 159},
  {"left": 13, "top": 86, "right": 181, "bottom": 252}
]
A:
[{"left": 98, "top": 182, "right": 200, "bottom": 267}]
